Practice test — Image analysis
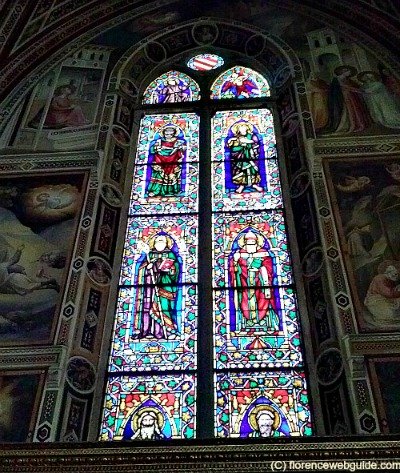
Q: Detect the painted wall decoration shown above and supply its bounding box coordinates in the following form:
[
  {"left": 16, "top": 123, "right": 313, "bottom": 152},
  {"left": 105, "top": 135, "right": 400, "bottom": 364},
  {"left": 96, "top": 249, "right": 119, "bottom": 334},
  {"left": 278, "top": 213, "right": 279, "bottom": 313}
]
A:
[
  {"left": 86, "top": 257, "right": 112, "bottom": 286},
  {"left": 0, "top": 172, "right": 87, "bottom": 345},
  {"left": 25, "top": 67, "right": 102, "bottom": 129},
  {"left": 302, "top": 29, "right": 400, "bottom": 136},
  {"left": 13, "top": 65, "right": 104, "bottom": 150},
  {"left": 0, "top": 371, "right": 43, "bottom": 442},
  {"left": 325, "top": 156, "right": 400, "bottom": 331},
  {"left": 368, "top": 357, "right": 400, "bottom": 434}
]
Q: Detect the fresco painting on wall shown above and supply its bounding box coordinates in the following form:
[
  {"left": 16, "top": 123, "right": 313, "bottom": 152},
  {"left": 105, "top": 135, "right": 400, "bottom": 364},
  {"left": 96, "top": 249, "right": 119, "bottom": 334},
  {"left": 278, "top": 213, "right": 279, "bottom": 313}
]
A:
[
  {"left": 15, "top": 67, "right": 103, "bottom": 150},
  {"left": 26, "top": 67, "right": 102, "bottom": 129},
  {"left": 303, "top": 30, "right": 400, "bottom": 136},
  {"left": 0, "top": 173, "right": 87, "bottom": 345},
  {"left": 367, "top": 357, "right": 400, "bottom": 434},
  {"left": 325, "top": 156, "right": 400, "bottom": 331},
  {"left": 0, "top": 371, "right": 43, "bottom": 442}
]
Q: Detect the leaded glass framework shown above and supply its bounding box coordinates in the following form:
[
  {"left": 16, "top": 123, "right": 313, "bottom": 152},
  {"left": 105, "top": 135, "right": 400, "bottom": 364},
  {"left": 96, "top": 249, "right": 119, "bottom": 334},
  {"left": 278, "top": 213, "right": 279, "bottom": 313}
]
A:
[{"left": 101, "top": 60, "right": 312, "bottom": 441}]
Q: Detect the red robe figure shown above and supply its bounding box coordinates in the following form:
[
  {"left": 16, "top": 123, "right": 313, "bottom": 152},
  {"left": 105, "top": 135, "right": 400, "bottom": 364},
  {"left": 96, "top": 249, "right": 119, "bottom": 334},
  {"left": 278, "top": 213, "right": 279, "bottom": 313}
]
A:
[
  {"left": 228, "top": 230, "right": 279, "bottom": 331},
  {"left": 221, "top": 71, "right": 258, "bottom": 98}
]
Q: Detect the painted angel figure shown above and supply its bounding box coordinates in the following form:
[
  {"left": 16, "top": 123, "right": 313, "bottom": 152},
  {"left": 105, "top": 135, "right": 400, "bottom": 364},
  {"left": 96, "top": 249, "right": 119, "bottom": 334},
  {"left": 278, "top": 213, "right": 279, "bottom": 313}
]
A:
[{"left": 134, "top": 233, "right": 181, "bottom": 339}]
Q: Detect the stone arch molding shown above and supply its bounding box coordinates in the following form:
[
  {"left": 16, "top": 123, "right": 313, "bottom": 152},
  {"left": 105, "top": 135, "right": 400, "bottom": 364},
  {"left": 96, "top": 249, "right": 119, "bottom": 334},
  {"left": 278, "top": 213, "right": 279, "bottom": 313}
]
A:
[{"left": 108, "top": 17, "right": 303, "bottom": 99}]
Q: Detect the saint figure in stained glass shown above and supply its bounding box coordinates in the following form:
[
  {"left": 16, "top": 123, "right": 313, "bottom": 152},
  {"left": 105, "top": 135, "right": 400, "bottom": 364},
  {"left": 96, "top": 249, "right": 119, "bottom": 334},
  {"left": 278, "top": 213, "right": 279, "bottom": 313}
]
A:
[
  {"left": 143, "top": 71, "right": 200, "bottom": 104},
  {"left": 156, "top": 77, "right": 190, "bottom": 103},
  {"left": 146, "top": 124, "right": 187, "bottom": 197},
  {"left": 210, "top": 66, "right": 270, "bottom": 100},
  {"left": 242, "top": 401, "right": 289, "bottom": 437},
  {"left": 228, "top": 229, "right": 279, "bottom": 331},
  {"left": 134, "top": 233, "right": 181, "bottom": 339},
  {"left": 247, "top": 405, "right": 281, "bottom": 438},
  {"left": 221, "top": 70, "right": 258, "bottom": 99},
  {"left": 124, "top": 406, "right": 167, "bottom": 440},
  {"left": 226, "top": 121, "right": 264, "bottom": 194}
]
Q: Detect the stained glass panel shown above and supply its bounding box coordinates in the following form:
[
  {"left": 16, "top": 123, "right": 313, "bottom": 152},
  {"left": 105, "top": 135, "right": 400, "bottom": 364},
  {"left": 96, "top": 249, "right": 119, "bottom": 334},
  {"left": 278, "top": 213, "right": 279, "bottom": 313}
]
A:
[
  {"left": 100, "top": 374, "right": 196, "bottom": 440},
  {"left": 120, "top": 215, "right": 198, "bottom": 286},
  {"left": 210, "top": 66, "right": 270, "bottom": 100},
  {"left": 215, "top": 371, "right": 312, "bottom": 437},
  {"left": 110, "top": 284, "right": 197, "bottom": 372},
  {"left": 212, "top": 212, "right": 293, "bottom": 289},
  {"left": 212, "top": 109, "right": 281, "bottom": 211},
  {"left": 214, "top": 287, "right": 303, "bottom": 369},
  {"left": 187, "top": 54, "right": 224, "bottom": 71},
  {"left": 142, "top": 71, "right": 200, "bottom": 104},
  {"left": 130, "top": 113, "right": 199, "bottom": 214}
]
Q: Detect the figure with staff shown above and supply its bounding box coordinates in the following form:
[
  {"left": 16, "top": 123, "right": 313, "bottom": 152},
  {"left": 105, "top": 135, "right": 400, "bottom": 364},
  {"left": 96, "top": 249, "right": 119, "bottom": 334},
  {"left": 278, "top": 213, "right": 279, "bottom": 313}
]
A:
[{"left": 134, "top": 233, "right": 181, "bottom": 339}]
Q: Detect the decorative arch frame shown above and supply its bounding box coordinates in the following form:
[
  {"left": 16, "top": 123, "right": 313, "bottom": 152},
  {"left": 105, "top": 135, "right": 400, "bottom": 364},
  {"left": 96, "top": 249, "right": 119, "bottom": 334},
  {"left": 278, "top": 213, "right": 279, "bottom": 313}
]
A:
[{"left": 1, "top": 8, "right": 397, "bottom": 444}]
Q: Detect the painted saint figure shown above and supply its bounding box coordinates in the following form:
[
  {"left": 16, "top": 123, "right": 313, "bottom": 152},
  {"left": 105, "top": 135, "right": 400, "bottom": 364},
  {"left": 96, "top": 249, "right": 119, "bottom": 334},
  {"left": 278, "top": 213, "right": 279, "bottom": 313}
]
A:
[
  {"left": 228, "top": 230, "right": 279, "bottom": 331},
  {"left": 134, "top": 233, "right": 181, "bottom": 339},
  {"left": 146, "top": 125, "right": 186, "bottom": 197},
  {"left": 364, "top": 263, "right": 400, "bottom": 327},
  {"left": 358, "top": 71, "right": 400, "bottom": 129},
  {"left": 0, "top": 244, "right": 60, "bottom": 295},
  {"left": 226, "top": 121, "right": 263, "bottom": 194},
  {"left": 29, "top": 80, "right": 88, "bottom": 129},
  {"left": 326, "top": 65, "right": 371, "bottom": 134}
]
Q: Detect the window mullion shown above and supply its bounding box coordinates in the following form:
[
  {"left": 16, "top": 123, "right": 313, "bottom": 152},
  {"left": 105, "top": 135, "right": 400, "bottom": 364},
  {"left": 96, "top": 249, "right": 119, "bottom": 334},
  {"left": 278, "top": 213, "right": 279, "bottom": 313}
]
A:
[{"left": 196, "top": 106, "right": 214, "bottom": 439}]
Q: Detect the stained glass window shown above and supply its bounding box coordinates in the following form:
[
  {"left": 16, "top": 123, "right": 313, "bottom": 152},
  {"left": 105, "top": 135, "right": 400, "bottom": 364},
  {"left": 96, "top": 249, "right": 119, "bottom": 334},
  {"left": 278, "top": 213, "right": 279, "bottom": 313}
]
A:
[
  {"left": 215, "top": 372, "right": 312, "bottom": 437},
  {"left": 100, "top": 374, "right": 196, "bottom": 440},
  {"left": 187, "top": 54, "right": 224, "bottom": 71},
  {"left": 101, "top": 64, "right": 312, "bottom": 441},
  {"left": 210, "top": 66, "right": 270, "bottom": 99},
  {"left": 142, "top": 70, "right": 200, "bottom": 104}
]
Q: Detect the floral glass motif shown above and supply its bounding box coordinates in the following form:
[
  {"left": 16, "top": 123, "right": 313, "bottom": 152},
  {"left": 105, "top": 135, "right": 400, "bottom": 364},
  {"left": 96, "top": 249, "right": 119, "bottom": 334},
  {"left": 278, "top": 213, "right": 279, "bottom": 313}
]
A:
[
  {"left": 215, "top": 371, "right": 312, "bottom": 438},
  {"left": 100, "top": 374, "right": 196, "bottom": 440},
  {"left": 142, "top": 70, "right": 200, "bottom": 104},
  {"left": 129, "top": 113, "right": 200, "bottom": 215},
  {"left": 212, "top": 108, "right": 281, "bottom": 211},
  {"left": 210, "top": 66, "right": 270, "bottom": 100},
  {"left": 187, "top": 54, "right": 224, "bottom": 71}
]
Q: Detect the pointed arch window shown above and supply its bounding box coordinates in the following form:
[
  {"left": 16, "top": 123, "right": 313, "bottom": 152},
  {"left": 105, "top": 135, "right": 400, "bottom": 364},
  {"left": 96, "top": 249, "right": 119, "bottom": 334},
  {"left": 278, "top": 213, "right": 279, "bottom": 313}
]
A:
[{"left": 100, "top": 65, "right": 312, "bottom": 440}]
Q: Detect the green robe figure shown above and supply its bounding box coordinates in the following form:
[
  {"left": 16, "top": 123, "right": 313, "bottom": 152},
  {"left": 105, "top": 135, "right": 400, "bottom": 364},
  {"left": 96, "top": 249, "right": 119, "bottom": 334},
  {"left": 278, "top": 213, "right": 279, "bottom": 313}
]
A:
[
  {"left": 227, "top": 121, "right": 263, "bottom": 194},
  {"left": 134, "top": 234, "right": 181, "bottom": 339},
  {"left": 146, "top": 125, "right": 186, "bottom": 197}
]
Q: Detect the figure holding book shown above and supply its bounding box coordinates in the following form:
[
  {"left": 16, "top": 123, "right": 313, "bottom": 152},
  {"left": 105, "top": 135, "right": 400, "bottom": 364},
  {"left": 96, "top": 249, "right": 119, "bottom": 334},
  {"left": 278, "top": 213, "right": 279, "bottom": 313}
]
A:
[{"left": 134, "top": 233, "right": 181, "bottom": 339}]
